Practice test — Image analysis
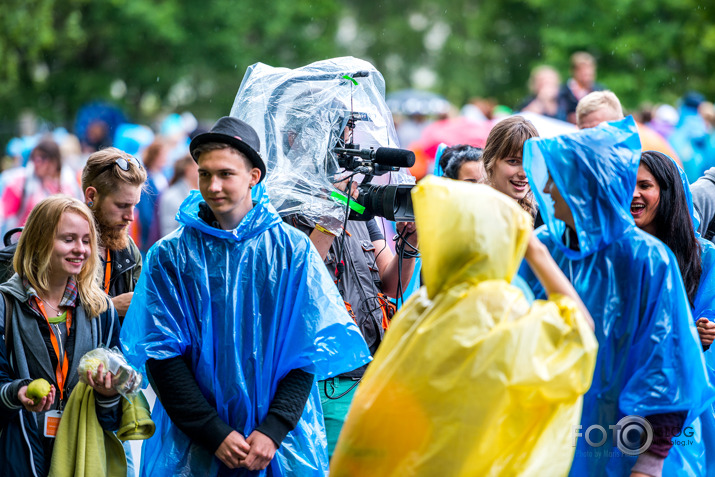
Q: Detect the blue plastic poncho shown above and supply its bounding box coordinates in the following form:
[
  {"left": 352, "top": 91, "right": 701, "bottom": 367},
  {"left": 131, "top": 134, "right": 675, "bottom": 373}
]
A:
[
  {"left": 519, "top": 116, "right": 715, "bottom": 476},
  {"left": 666, "top": 162, "right": 715, "bottom": 477},
  {"left": 673, "top": 158, "right": 715, "bottom": 326},
  {"left": 120, "top": 186, "right": 371, "bottom": 477}
]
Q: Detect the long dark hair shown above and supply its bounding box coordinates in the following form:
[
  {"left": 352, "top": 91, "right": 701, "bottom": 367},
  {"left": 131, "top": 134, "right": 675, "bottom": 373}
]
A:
[{"left": 640, "top": 151, "right": 702, "bottom": 305}]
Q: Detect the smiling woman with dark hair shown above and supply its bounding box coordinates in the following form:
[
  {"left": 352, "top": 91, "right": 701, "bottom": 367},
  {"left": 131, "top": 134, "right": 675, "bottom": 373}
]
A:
[{"left": 633, "top": 150, "right": 715, "bottom": 348}]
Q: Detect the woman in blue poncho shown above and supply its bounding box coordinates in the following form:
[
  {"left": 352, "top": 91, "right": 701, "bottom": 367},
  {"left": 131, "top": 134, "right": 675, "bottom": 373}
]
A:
[
  {"left": 632, "top": 151, "right": 715, "bottom": 347},
  {"left": 519, "top": 117, "right": 715, "bottom": 476},
  {"left": 631, "top": 150, "right": 715, "bottom": 476}
]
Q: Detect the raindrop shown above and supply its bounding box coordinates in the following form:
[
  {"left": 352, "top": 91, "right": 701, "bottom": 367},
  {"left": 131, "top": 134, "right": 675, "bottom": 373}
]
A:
[{"left": 156, "top": 77, "right": 160, "bottom": 82}]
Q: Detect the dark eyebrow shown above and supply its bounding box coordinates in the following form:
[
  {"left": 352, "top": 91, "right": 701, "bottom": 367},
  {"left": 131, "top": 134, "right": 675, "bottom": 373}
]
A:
[{"left": 198, "top": 168, "right": 236, "bottom": 174}]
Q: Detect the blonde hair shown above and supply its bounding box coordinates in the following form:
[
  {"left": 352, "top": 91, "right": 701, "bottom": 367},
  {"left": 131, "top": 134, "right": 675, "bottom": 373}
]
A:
[
  {"left": 570, "top": 51, "right": 596, "bottom": 70},
  {"left": 81, "top": 147, "right": 147, "bottom": 196},
  {"left": 14, "top": 196, "right": 108, "bottom": 318},
  {"left": 482, "top": 116, "right": 539, "bottom": 215},
  {"left": 576, "top": 90, "right": 624, "bottom": 127}
]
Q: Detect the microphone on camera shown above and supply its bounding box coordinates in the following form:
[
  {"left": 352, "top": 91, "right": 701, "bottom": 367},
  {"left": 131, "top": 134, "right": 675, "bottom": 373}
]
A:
[{"left": 373, "top": 147, "right": 416, "bottom": 168}]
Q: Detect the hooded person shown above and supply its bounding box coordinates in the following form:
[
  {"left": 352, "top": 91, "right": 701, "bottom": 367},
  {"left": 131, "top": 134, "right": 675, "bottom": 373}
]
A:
[
  {"left": 518, "top": 116, "right": 715, "bottom": 476},
  {"left": 330, "top": 176, "right": 598, "bottom": 476},
  {"left": 119, "top": 117, "right": 371, "bottom": 476}
]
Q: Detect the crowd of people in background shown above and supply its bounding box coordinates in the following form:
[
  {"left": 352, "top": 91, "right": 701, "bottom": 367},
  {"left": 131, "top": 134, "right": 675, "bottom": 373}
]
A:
[
  {"left": 1, "top": 113, "right": 200, "bottom": 258},
  {"left": 3, "top": 52, "right": 715, "bottom": 251}
]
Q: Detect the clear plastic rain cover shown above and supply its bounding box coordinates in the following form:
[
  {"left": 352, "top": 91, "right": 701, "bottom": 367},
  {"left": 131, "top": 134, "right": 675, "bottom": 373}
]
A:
[{"left": 230, "top": 56, "right": 413, "bottom": 234}]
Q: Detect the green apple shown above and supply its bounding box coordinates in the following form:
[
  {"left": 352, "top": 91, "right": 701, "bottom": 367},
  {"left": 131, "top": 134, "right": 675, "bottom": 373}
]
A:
[{"left": 26, "top": 378, "right": 51, "bottom": 403}]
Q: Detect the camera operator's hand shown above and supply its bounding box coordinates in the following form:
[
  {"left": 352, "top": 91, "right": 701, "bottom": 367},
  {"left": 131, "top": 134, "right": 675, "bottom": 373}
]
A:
[
  {"left": 395, "top": 222, "right": 418, "bottom": 256},
  {"left": 334, "top": 178, "right": 359, "bottom": 200}
]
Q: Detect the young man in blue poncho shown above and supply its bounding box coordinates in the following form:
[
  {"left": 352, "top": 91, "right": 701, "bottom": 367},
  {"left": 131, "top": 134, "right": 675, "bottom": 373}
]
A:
[
  {"left": 120, "top": 117, "right": 371, "bottom": 476},
  {"left": 519, "top": 116, "right": 715, "bottom": 476}
]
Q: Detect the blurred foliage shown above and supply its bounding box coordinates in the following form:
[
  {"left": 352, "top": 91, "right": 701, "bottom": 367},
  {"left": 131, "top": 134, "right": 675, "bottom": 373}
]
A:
[{"left": 0, "top": 0, "right": 714, "bottom": 139}]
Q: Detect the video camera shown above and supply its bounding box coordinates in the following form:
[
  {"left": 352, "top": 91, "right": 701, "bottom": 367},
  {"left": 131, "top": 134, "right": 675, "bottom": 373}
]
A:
[{"left": 333, "top": 141, "right": 416, "bottom": 222}]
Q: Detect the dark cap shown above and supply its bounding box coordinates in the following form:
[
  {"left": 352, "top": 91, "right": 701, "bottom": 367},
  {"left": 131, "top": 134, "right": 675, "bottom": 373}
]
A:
[{"left": 189, "top": 116, "right": 266, "bottom": 182}]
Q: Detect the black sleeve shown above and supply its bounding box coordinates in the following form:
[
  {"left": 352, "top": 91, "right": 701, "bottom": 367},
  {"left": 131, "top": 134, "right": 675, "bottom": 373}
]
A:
[
  {"left": 255, "top": 368, "right": 314, "bottom": 447},
  {"left": 366, "top": 219, "right": 385, "bottom": 242},
  {"left": 146, "top": 357, "right": 234, "bottom": 454},
  {"left": 646, "top": 411, "right": 687, "bottom": 458}
]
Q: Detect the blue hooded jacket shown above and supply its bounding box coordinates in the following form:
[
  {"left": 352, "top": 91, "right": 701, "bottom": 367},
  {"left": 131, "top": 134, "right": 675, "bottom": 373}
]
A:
[
  {"left": 120, "top": 186, "right": 371, "bottom": 476},
  {"left": 519, "top": 117, "right": 715, "bottom": 476}
]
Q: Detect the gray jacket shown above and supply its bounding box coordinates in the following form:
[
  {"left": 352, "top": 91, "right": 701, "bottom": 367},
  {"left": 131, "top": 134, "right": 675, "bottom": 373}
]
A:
[
  {"left": 0, "top": 275, "right": 122, "bottom": 477},
  {"left": 691, "top": 167, "right": 715, "bottom": 240}
]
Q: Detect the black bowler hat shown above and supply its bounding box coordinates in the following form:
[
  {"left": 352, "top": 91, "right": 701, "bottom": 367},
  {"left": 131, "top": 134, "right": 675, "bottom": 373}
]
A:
[{"left": 189, "top": 116, "right": 266, "bottom": 182}]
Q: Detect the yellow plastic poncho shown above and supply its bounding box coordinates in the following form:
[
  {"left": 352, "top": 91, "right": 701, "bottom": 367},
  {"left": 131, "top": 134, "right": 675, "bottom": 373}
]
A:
[{"left": 330, "top": 176, "right": 598, "bottom": 477}]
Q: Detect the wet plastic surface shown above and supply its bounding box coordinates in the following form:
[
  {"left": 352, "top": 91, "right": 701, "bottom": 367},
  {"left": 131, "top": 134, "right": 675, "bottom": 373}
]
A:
[
  {"left": 331, "top": 177, "right": 597, "bottom": 476},
  {"left": 520, "top": 117, "right": 715, "bottom": 475},
  {"left": 230, "top": 57, "right": 412, "bottom": 234},
  {"left": 120, "top": 187, "right": 371, "bottom": 476}
]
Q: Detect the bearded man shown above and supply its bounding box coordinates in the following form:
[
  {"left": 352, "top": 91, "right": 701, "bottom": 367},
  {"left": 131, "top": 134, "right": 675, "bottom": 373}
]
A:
[{"left": 82, "top": 147, "right": 147, "bottom": 321}]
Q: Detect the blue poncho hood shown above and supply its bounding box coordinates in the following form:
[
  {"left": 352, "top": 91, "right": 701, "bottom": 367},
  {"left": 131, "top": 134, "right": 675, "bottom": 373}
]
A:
[
  {"left": 527, "top": 116, "right": 641, "bottom": 258},
  {"left": 121, "top": 185, "right": 371, "bottom": 476},
  {"left": 520, "top": 117, "right": 715, "bottom": 476}
]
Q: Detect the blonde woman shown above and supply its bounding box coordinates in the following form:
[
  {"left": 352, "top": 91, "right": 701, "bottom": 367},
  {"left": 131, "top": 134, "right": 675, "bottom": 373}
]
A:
[{"left": 0, "top": 195, "right": 122, "bottom": 476}]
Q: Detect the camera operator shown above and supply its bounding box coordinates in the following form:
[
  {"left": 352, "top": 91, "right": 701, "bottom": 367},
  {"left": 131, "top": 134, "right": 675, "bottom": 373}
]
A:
[
  {"left": 284, "top": 153, "right": 418, "bottom": 460},
  {"left": 230, "top": 57, "right": 420, "bottom": 458}
]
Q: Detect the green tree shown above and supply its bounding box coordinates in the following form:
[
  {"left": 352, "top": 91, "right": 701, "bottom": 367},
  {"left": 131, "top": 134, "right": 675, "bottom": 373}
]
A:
[{"left": 2, "top": 0, "right": 715, "bottom": 146}]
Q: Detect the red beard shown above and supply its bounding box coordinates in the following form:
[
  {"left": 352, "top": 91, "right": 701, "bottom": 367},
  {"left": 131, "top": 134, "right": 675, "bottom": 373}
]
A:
[{"left": 94, "top": 206, "right": 130, "bottom": 251}]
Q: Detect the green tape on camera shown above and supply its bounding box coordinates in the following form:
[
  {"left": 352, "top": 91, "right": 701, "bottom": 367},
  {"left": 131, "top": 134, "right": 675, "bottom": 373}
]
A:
[{"left": 331, "top": 191, "right": 365, "bottom": 214}]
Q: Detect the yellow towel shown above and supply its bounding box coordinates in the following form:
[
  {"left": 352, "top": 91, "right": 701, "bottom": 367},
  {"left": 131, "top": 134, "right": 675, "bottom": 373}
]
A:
[
  {"left": 117, "top": 391, "right": 155, "bottom": 441},
  {"left": 49, "top": 383, "right": 126, "bottom": 477}
]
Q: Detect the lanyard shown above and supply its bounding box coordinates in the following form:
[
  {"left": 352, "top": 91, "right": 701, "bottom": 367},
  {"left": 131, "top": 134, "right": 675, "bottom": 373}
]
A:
[
  {"left": 103, "top": 249, "right": 112, "bottom": 294},
  {"left": 35, "top": 299, "right": 72, "bottom": 401}
]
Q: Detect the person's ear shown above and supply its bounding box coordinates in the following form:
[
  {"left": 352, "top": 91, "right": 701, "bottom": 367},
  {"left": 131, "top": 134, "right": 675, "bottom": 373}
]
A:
[
  {"left": 249, "top": 169, "right": 261, "bottom": 188},
  {"left": 84, "top": 187, "right": 97, "bottom": 207}
]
